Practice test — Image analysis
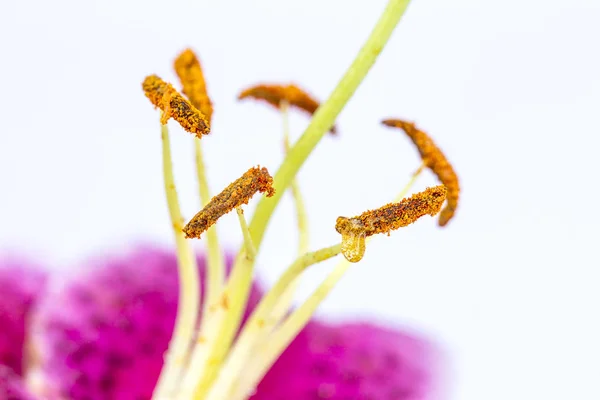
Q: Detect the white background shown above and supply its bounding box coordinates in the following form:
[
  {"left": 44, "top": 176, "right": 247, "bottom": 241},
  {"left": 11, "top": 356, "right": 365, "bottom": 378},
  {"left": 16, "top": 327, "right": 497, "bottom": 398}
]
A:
[{"left": 1, "top": 0, "right": 599, "bottom": 399}]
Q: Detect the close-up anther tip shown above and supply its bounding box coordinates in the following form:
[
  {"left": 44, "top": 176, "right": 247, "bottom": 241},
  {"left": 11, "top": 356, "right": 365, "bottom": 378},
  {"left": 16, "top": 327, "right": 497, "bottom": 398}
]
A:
[{"left": 142, "top": 74, "right": 210, "bottom": 138}]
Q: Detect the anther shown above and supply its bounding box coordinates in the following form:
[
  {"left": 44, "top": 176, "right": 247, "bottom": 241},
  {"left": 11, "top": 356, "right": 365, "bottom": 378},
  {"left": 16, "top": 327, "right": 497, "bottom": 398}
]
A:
[
  {"left": 142, "top": 74, "right": 210, "bottom": 138},
  {"left": 183, "top": 167, "right": 276, "bottom": 239},
  {"left": 381, "top": 119, "right": 460, "bottom": 226},
  {"left": 335, "top": 185, "right": 447, "bottom": 262},
  {"left": 174, "top": 49, "right": 214, "bottom": 123},
  {"left": 238, "top": 83, "right": 337, "bottom": 134}
]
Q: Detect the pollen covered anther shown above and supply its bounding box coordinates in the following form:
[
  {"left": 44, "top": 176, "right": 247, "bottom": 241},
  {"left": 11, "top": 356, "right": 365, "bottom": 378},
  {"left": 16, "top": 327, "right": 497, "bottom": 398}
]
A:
[
  {"left": 335, "top": 185, "right": 447, "bottom": 262},
  {"left": 142, "top": 74, "right": 210, "bottom": 138},
  {"left": 238, "top": 83, "right": 337, "bottom": 134},
  {"left": 174, "top": 49, "right": 214, "bottom": 123},
  {"left": 183, "top": 167, "right": 276, "bottom": 239},
  {"left": 381, "top": 119, "right": 460, "bottom": 226}
]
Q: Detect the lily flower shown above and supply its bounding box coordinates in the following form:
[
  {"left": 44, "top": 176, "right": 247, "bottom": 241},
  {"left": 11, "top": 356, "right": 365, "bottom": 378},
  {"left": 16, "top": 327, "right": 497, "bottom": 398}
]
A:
[{"left": 0, "top": 0, "right": 458, "bottom": 398}]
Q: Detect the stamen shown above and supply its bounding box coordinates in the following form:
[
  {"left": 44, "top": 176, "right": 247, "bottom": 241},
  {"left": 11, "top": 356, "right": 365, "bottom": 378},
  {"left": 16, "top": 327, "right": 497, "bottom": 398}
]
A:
[
  {"left": 142, "top": 74, "right": 210, "bottom": 138},
  {"left": 151, "top": 121, "right": 200, "bottom": 400},
  {"left": 268, "top": 100, "right": 310, "bottom": 323},
  {"left": 382, "top": 118, "right": 460, "bottom": 226},
  {"left": 174, "top": 48, "right": 225, "bottom": 320},
  {"left": 182, "top": 166, "right": 275, "bottom": 239},
  {"left": 238, "top": 84, "right": 337, "bottom": 134},
  {"left": 177, "top": 168, "right": 275, "bottom": 399},
  {"left": 205, "top": 244, "right": 342, "bottom": 400},
  {"left": 235, "top": 207, "right": 256, "bottom": 262},
  {"left": 279, "top": 100, "right": 310, "bottom": 255}
]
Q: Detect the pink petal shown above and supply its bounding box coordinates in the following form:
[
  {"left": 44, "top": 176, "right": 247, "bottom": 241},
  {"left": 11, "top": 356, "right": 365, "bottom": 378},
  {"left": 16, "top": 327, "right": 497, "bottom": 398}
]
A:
[
  {"left": 28, "top": 245, "right": 263, "bottom": 400},
  {"left": 0, "top": 259, "right": 47, "bottom": 376},
  {"left": 253, "top": 320, "right": 445, "bottom": 400},
  {"left": 0, "top": 365, "right": 38, "bottom": 400}
]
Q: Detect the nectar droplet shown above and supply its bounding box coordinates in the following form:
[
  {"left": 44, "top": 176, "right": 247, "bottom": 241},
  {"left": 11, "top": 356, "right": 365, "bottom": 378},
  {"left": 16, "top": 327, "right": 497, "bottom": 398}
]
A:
[{"left": 340, "top": 232, "right": 366, "bottom": 263}]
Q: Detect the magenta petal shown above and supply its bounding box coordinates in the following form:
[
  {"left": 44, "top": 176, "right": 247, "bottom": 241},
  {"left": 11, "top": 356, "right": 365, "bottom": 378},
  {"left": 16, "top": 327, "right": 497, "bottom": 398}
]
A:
[
  {"left": 28, "top": 246, "right": 263, "bottom": 400},
  {"left": 253, "top": 320, "right": 444, "bottom": 400},
  {"left": 0, "top": 259, "right": 47, "bottom": 376},
  {"left": 0, "top": 365, "right": 38, "bottom": 400}
]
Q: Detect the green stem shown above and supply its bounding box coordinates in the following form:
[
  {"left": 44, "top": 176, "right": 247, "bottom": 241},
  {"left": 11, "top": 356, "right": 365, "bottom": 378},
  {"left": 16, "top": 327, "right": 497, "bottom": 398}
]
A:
[
  {"left": 236, "top": 207, "right": 256, "bottom": 261},
  {"left": 280, "top": 100, "right": 310, "bottom": 256},
  {"left": 194, "top": 139, "right": 225, "bottom": 309},
  {"left": 152, "top": 122, "right": 200, "bottom": 400}
]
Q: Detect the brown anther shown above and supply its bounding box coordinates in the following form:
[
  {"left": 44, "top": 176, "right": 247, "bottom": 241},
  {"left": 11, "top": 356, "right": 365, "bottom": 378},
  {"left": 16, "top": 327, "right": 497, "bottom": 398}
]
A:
[
  {"left": 335, "top": 185, "right": 448, "bottom": 238},
  {"left": 142, "top": 74, "right": 210, "bottom": 138},
  {"left": 173, "top": 49, "right": 214, "bottom": 123},
  {"left": 183, "top": 166, "right": 276, "bottom": 239},
  {"left": 238, "top": 83, "right": 337, "bottom": 134},
  {"left": 381, "top": 119, "right": 460, "bottom": 227}
]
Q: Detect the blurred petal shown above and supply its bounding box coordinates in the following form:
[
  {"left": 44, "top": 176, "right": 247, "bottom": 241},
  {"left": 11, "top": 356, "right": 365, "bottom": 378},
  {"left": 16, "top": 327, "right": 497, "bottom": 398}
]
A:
[
  {"left": 27, "top": 245, "right": 263, "bottom": 400},
  {"left": 253, "top": 321, "right": 444, "bottom": 400},
  {"left": 0, "top": 259, "right": 47, "bottom": 375},
  {"left": 0, "top": 365, "right": 38, "bottom": 400}
]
